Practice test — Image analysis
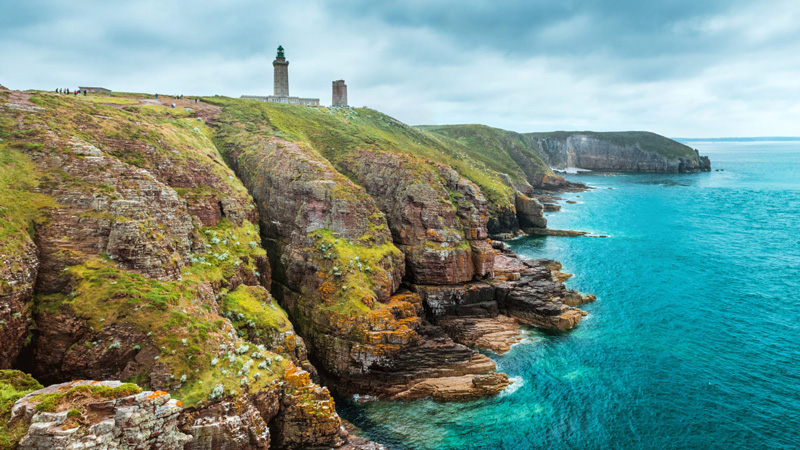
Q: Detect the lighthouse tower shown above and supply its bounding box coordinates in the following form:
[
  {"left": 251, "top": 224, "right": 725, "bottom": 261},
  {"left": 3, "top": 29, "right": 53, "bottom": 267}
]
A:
[
  {"left": 240, "top": 45, "right": 319, "bottom": 105},
  {"left": 273, "top": 45, "right": 289, "bottom": 97}
]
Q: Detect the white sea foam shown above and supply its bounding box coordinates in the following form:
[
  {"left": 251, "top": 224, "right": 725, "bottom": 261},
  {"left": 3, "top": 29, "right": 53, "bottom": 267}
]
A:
[
  {"left": 557, "top": 167, "right": 593, "bottom": 174},
  {"left": 500, "top": 376, "right": 524, "bottom": 396}
]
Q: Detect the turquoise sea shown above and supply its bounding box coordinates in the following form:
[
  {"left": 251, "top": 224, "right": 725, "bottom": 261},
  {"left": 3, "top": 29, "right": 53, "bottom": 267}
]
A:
[{"left": 337, "top": 141, "right": 800, "bottom": 450}]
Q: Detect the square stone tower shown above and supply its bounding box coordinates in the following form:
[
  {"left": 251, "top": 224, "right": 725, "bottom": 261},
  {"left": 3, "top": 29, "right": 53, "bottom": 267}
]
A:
[
  {"left": 332, "top": 80, "right": 347, "bottom": 107},
  {"left": 273, "top": 45, "right": 289, "bottom": 97}
]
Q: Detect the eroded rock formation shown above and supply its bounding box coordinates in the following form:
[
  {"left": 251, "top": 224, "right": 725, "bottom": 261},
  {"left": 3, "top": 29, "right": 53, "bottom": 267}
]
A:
[
  {"left": 11, "top": 381, "right": 191, "bottom": 450},
  {"left": 222, "top": 138, "right": 510, "bottom": 401},
  {"left": 0, "top": 237, "right": 37, "bottom": 369},
  {"left": 529, "top": 132, "right": 711, "bottom": 172},
  {"left": 1, "top": 89, "right": 601, "bottom": 450},
  {"left": 0, "top": 90, "right": 359, "bottom": 450}
]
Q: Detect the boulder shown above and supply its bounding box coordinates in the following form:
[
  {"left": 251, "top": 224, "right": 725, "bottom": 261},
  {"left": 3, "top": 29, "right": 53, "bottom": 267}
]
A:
[
  {"left": 515, "top": 192, "right": 547, "bottom": 229},
  {"left": 11, "top": 380, "right": 191, "bottom": 450}
]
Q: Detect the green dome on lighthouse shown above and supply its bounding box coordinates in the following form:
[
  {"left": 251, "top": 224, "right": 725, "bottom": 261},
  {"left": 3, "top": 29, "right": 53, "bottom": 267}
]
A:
[{"left": 277, "top": 45, "right": 285, "bottom": 58}]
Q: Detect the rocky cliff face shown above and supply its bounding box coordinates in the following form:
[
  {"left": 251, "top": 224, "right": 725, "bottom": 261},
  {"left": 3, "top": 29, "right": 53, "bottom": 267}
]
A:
[
  {"left": 0, "top": 90, "right": 356, "bottom": 450},
  {"left": 527, "top": 132, "right": 711, "bottom": 172},
  {"left": 10, "top": 380, "right": 190, "bottom": 450},
  {"left": 212, "top": 100, "right": 596, "bottom": 403},
  {"left": 220, "top": 136, "right": 510, "bottom": 401},
  {"left": 1, "top": 89, "right": 597, "bottom": 450},
  {"left": 342, "top": 149, "right": 493, "bottom": 285},
  {"left": 0, "top": 238, "right": 37, "bottom": 369}
]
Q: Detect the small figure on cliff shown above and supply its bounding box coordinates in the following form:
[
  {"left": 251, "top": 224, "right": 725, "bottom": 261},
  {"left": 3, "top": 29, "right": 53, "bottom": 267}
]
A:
[{"left": 155, "top": 93, "right": 158, "bottom": 99}]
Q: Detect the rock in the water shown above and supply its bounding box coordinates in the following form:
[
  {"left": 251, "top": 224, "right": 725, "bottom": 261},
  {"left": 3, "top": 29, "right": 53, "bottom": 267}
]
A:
[{"left": 515, "top": 192, "right": 547, "bottom": 229}]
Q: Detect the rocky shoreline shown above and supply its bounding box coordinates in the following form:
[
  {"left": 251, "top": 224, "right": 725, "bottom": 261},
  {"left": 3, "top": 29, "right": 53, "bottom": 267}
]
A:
[{"left": 0, "top": 88, "right": 700, "bottom": 450}]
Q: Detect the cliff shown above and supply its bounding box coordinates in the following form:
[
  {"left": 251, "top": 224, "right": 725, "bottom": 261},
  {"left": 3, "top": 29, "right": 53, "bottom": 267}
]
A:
[
  {"left": 0, "top": 89, "right": 351, "bottom": 449},
  {"left": 421, "top": 125, "right": 711, "bottom": 174},
  {"left": 0, "top": 88, "right": 592, "bottom": 449},
  {"left": 208, "top": 98, "right": 593, "bottom": 401},
  {"left": 525, "top": 131, "right": 711, "bottom": 172},
  {"left": 417, "top": 124, "right": 570, "bottom": 190}
]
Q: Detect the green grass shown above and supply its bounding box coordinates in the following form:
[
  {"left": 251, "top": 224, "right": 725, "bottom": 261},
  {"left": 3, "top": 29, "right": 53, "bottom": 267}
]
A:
[
  {"left": 31, "top": 383, "right": 142, "bottom": 413},
  {"left": 418, "top": 124, "right": 553, "bottom": 187},
  {"left": 206, "top": 97, "right": 516, "bottom": 213},
  {"left": 0, "top": 146, "right": 57, "bottom": 254},
  {"left": 75, "top": 95, "right": 139, "bottom": 105},
  {"left": 0, "top": 370, "right": 43, "bottom": 449},
  {"left": 222, "top": 285, "right": 293, "bottom": 337},
  {"left": 1, "top": 91, "right": 291, "bottom": 409}
]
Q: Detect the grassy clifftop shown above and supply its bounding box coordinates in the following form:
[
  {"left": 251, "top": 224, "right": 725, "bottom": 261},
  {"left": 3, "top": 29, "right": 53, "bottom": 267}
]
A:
[
  {"left": 422, "top": 125, "right": 698, "bottom": 168},
  {"left": 0, "top": 90, "right": 296, "bottom": 407},
  {"left": 204, "top": 98, "right": 524, "bottom": 212},
  {"left": 418, "top": 124, "right": 556, "bottom": 186}
]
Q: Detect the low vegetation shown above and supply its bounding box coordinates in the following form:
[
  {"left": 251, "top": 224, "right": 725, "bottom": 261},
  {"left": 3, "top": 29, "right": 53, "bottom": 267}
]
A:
[
  {"left": 206, "top": 97, "right": 518, "bottom": 214},
  {"left": 0, "top": 370, "right": 43, "bottom": 449}
]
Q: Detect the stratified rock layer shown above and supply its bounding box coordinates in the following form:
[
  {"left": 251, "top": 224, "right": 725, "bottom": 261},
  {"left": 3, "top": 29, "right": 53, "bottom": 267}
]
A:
[
  {"left": 222, "top": 137, "right": 510, "bottom": 400},
  {"left": 412, "top": 247, "right": 593, "bottom": 354},
  {"left": 342, "top": 149, "right": 493, "bottom": 285},
  {"left": 0, "top": 237, "right": 37, "bottom": 369},
  {"left": 11, "top": 381, "right": 191, "bottom": 450},
  {"left": 529, "top": 132, "right": 711, "bottom": 172},
  {"left": 0, "top": 91, "right": 356, "bottom": 450}
]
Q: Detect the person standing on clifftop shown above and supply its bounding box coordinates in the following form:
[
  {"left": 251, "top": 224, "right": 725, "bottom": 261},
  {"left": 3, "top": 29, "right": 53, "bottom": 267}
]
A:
[{"left": 155, "top": 93, "right": 158, "bottom": 99}]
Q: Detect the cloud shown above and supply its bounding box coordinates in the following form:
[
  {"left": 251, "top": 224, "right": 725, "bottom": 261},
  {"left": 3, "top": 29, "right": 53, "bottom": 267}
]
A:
[{"left": 1, "top": 0, "right": 799, "bottom": 137}]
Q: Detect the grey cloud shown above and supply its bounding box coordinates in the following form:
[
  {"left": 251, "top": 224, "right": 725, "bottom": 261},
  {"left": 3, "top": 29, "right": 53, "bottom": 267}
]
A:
[{"left": 1, "top": 0, "right": 799, "bottom": 137}]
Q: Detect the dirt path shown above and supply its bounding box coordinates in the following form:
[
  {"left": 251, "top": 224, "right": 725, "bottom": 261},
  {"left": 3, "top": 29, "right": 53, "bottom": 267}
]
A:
[{"left": 137, "top": 96, "right": 221, "bottom": 121}]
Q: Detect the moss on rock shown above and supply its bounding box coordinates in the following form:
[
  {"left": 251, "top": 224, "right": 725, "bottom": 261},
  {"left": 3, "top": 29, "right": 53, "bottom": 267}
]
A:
[{"left": 0, "top": 370, "right": 43, "bottom": 449}]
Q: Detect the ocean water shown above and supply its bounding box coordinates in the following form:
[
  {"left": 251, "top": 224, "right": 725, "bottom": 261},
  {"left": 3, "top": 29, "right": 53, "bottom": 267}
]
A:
[{"left": 337, "top": 141, "right": 800, "bottom": 450}]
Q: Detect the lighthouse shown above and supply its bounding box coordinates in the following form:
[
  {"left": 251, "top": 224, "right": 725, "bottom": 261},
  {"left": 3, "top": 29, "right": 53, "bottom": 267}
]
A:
[
  {"left": 273, "top": 45, "right": 289, "bottom": 97},
  {"left": 240, "top": 45, "right": 319, "bottom": 106}
]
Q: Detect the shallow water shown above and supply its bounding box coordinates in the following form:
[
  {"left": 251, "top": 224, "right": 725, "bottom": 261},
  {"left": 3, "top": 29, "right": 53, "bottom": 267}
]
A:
[{"left": 337, "top": 141, "right": 800, "bottom": 450}]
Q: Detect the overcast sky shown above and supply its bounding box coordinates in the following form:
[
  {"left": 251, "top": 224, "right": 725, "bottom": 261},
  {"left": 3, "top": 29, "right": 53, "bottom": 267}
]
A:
[{"left": 2, "top": 0, "right": 799, "bottom": 137}]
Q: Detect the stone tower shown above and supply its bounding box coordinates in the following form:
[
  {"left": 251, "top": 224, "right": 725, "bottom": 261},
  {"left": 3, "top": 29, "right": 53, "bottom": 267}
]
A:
[
  {"left": 332, "top": 80, "right": 348, "bottom": 107},
  {"left": 273, "top": 45, "right": 289, "bottom": 97}
]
